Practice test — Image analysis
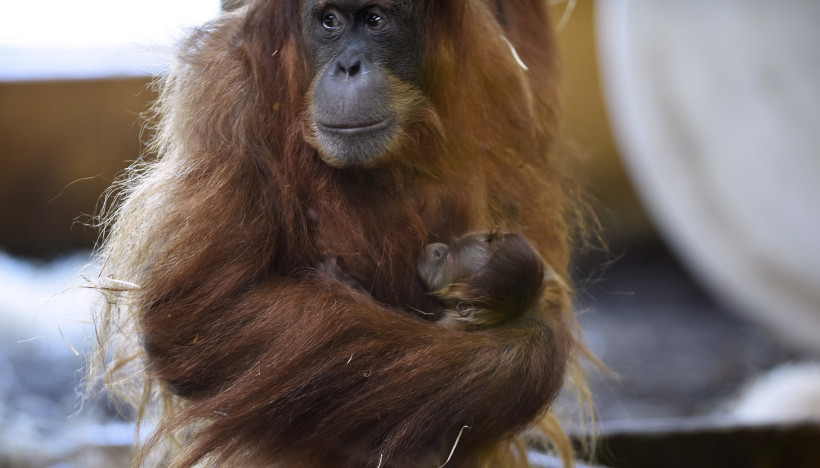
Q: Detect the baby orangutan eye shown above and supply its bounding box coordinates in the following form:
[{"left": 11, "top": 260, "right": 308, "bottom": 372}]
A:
[{"left": 456, "top": 301, "right": 474, "bottom": 317}]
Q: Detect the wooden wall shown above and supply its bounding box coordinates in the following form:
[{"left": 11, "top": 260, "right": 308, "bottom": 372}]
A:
[
  {"left": 549, "top": 0, "right": 653, "bottom": 249},
  {"left": 0, "top": 78, "right": 154, "bottom": 257}
]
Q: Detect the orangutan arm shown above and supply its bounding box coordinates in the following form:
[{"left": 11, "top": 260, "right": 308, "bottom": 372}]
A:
[{"left": 141, "top": 274, "right": 569, "bottom": 467}]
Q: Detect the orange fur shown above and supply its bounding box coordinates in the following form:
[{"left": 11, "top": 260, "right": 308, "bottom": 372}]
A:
[{"left": 88, "top": 1, "right": 588, "bottom": 467}]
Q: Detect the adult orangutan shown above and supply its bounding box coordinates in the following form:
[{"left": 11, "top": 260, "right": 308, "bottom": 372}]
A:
[{"left": 89, "top": 1, "right": 588, "bottom": 467}]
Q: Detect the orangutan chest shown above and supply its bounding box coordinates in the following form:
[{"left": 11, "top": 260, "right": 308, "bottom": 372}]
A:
[{"left": 309, "top": 189, "right": 473, "bottom": 309}]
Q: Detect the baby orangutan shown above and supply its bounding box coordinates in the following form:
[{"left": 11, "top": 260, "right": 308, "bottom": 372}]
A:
[{"left": 418, "top": 231, "right": 549, "bottom": 331}]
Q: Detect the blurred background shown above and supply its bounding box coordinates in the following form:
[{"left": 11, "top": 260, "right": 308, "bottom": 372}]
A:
[{"left": 0, "top": 1, "right": 818, "bottom": 467}]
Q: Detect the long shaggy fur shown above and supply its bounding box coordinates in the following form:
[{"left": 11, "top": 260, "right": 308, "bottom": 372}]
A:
[{"left": 87, "top": 1, "right": 590, "bottom": 467}]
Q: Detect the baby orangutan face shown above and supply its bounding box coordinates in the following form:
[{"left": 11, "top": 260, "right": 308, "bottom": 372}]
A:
[
  {"left": 417, "top": 231, "right": 546, "bottom": 330},
  {"left": 418, "top": 234, "right": 494, "bottom": 293}
]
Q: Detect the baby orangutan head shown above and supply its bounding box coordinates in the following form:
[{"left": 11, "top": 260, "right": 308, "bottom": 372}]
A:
[{"left": 417, "top": 231, "right": 546, "bottom": 330}]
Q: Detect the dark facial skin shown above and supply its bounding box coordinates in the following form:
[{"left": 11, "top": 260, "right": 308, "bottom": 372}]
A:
[{"left": 302, "top": 0, "right": 424, "bottom": 168}]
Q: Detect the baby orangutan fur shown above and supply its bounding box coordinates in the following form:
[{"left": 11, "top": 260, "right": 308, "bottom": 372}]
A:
[
  {"left": 86, "top": 1, "right": 594, "bottom": 467},
  {"left": 418, "top": 231, "right": 560, "bottom": 332}
]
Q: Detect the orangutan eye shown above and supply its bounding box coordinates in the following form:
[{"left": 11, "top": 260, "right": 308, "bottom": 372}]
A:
[
  {"left": 365, "top": 12, "right": 388, "bottom": 31},
  {"left": 366, "top": 14, "right": 381, "bottom": 27},
  {"left": 322, "top": 13, "right": 342, "bottom": 30}
]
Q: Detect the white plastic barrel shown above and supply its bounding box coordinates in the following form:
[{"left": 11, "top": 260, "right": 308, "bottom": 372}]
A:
[{"left": 596, "top": 0, "right": 820, "bottom": 351}]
